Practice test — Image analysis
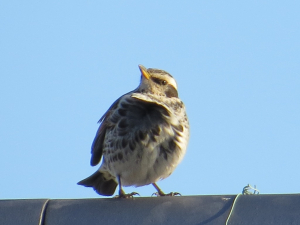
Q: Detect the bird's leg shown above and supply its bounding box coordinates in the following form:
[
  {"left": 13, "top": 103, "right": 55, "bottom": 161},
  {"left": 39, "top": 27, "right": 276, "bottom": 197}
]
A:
[
  {"left": 152, "top": 183, "right": 181, "bottom": 197},
  {"left": 114, "top": 175, "right": 140, "bottom": 198},
  {"left": 152, "top": 183, "right": 165, "bottom": 196}
]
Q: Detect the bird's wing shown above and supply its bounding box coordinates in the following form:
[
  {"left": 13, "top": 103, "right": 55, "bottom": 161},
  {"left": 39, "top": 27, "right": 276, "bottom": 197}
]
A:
[
  {"left": 90, "top": 94, "right": 126, "bottom": 166},
  {"left": 90, "top": 92, "right": 180, "bottom": 167},
  {"left": 108, "top": 93, "right": 175, "bottom": 152}
]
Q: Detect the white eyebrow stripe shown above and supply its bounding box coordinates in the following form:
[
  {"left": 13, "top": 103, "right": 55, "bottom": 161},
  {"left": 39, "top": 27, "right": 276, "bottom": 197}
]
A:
[{"left": 168, "top": 77, "right": 178, "bottom": 90}]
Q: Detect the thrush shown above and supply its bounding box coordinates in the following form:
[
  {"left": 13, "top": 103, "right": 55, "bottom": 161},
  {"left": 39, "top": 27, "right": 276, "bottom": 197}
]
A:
[{"left": 78, "top": 65, "right": 189, "bottom": 198}]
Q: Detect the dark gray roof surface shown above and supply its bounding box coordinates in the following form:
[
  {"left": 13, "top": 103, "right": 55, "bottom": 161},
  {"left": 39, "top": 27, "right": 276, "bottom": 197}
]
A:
[{"left": 1, "top": 194, "right": 300, "bottom": 225}]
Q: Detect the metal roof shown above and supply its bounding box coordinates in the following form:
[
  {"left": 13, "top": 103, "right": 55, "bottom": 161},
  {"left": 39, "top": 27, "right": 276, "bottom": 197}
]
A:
[{"left": 1, "top": 194, "right": 300, "bottom": 225}]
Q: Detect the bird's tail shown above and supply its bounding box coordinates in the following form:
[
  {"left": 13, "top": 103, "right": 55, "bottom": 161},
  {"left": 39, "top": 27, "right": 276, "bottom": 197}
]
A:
[{"left": 77, "top": 171, "right": 118, "bottom": 196}]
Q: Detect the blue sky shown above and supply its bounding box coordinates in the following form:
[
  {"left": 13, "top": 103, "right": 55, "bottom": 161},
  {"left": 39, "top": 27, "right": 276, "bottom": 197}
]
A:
[{"left": 1, "top": 1, "right": 299, "bottom": 199}]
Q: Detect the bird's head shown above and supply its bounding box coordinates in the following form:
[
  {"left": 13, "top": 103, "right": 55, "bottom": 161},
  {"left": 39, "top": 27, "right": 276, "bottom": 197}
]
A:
[{"left": 138, "top": 65, "right": 178, "bottom": 98}]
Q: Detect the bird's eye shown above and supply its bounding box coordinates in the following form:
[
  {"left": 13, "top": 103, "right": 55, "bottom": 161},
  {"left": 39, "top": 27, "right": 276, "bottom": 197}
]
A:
[{"left": 152, "top": 77, "right": 167, "bottom": 86}]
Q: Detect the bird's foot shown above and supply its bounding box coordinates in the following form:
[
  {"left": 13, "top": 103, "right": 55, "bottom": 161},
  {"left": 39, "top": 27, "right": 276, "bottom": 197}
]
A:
[
  {"left": 151, "top": 183, "right": 181, "bottom": 197},
  {"left": 114, "top": 192, "right": 140, "bottom": 199},
  {"left": 152, "top": 191, "right": 181, "bottom": 197}
]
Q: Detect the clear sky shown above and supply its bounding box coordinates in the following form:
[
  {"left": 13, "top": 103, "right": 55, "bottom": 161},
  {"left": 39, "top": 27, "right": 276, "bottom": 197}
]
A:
[{"left": 1, "top": 1, "right": 299, "bottom": 199}]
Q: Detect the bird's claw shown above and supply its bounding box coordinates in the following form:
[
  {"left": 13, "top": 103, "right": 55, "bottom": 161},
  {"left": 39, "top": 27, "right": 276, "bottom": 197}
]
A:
[
  {"left": 152, "top": 192, "right": 181, "bottom": 197},
  {"left": 114, "top": 192, "right": 140, "bottom": 198}
]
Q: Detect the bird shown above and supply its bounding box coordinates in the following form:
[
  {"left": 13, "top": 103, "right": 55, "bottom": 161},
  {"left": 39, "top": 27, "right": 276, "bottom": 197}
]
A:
[{"left": 78, "top": 65, "right": 189, "bottom": 198}]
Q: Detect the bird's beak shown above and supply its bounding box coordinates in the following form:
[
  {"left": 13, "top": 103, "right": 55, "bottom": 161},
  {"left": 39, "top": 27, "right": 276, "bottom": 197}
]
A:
[{"left": 139, "top": 65, "right": 150, "bottom": 80}]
